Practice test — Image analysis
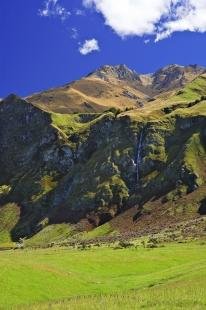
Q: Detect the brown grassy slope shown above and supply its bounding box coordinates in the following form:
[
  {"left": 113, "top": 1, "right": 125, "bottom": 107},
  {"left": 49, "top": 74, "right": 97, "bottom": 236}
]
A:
[
  {"left": 27, "top": 64, "right": 205, "bottom": 114},
  {"left": 72, "top": 186, "right": 206, "bottom": 245},
  {"left": 27, "top": 77, "right": 148, "bottom": 114},
  {"left": 109, "top": 185, "right": 206, "bottom": 237}
]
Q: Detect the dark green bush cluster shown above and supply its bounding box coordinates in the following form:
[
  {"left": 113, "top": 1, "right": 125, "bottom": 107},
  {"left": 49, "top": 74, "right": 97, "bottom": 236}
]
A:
[{"left": 114, "top": 240, "right": 133, "bottom": 249}]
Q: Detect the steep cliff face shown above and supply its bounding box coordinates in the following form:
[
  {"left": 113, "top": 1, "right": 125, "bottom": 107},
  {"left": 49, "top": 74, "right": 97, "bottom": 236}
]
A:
[
  {"left": 0, "top": 67, "right": 206, "bottom": 240},
  {"left": 0, "top": 95, "right": 75, "bottom": 238},
  {"left": 0, "top": 88, "right": 206, "bottom": 241}
]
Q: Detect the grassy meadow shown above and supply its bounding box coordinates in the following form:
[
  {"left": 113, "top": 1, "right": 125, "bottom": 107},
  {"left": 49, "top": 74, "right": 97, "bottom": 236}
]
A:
[{"left": 0, "top": 241, "right": 205, "bottom": 309}]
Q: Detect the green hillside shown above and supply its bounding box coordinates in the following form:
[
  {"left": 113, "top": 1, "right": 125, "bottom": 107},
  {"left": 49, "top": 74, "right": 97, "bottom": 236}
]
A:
[{"left": 0, "top": 68, "right": 205, "bottom": 247}]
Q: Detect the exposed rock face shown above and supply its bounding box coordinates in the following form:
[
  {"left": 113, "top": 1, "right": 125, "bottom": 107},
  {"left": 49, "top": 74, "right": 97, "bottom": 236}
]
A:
[
  {"left": 151, "top": 64, "right": 205, "bottom": 92},
  {"left": 91, "top": 64, "right": 205, "bottom": 91},
  {"left": 0, "top": 65, "right": 206, "bottom": 241},
  {"left": 0, "top": 95, "right": 75, "bottom": 238},
  {"left": 0, "top": 95, "right": 74, "bottom": 180},
  {"left": 0, "top": 95, "right": 56, "bottom": 183},
  {"left": 90, "top": 64, "right": 141, "bottom": 83}
]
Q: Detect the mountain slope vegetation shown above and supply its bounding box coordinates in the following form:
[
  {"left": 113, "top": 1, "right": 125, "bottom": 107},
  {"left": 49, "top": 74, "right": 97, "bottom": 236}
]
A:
[{"left": 0, "top": 64, "right": 206, "bottom": 244}]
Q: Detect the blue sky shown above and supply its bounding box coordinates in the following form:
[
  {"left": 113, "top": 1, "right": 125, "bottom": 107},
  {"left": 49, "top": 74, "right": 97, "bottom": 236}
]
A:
[{"left": 1, "top": 0, "right": 206, "bottom": 98}]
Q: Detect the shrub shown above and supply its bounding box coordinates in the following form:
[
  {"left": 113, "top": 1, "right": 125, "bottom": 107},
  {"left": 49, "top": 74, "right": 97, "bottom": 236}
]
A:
[
  {"left": 117, "top": 241, "right": 133, "bottom": 249},
  {"left": 146, "top": 237, "right": 159, "bottom": 248},
  {"left": 106, "top": 107, "right": 121, "bottom": 117}
]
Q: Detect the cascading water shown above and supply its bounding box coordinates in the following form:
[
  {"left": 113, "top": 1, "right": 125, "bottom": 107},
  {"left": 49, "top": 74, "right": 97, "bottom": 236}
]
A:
[{"left": 136, "top": 130, "right": 144, "bottom": 183}]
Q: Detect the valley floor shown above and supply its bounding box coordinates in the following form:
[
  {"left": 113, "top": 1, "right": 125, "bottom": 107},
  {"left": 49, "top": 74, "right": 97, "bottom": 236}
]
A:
[{"left": 0, "top": 241, "right": 206, "bottom": 309}]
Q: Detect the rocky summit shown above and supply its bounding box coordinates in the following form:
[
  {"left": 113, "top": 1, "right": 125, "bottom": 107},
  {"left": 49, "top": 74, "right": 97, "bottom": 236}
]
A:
[{"left": 0, "top": 64, "right": 206, "bottom": 244}]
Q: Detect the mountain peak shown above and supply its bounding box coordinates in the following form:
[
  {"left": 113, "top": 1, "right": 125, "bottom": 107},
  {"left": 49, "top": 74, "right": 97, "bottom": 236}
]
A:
[
  {"left": 3, "top": 94, "right": 22, "bottom": 104},
  {"left": 89, "top": 64, "right": 141, "bottom": 83},
  {"left": 154, "top": 64, "right": 205, "bottom": 75},
  {"left": 27, "top": 63, "right": 206, "bottom": 114},
  {"left": 151, "top": 64, "right": 205, "bottom": 91}
]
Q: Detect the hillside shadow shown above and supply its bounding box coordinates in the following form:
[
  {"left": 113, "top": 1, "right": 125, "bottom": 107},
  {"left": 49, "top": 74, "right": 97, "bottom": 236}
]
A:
[{"left": 198, "top": 198, "right": 206, "bottom": 215}]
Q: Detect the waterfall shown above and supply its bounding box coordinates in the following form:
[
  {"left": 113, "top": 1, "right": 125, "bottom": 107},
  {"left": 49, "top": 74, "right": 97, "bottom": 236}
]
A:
[{"left": 136, "top": 130, "right": 144, "bottom": 183}]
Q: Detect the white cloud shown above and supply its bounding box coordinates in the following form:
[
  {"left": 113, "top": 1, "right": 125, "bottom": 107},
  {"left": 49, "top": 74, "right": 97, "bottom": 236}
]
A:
[
  {"left": 83, "top": 0, "right": 206, "bottom": 41},
  {"left": 156, "top": 0, "right": 206, "bottom": 41},
  {"left": 39, "top": 0, "right": 71, "bottom": 21},
  {"left": 79, "top": 39, "right": 100, "bottom": 55}
]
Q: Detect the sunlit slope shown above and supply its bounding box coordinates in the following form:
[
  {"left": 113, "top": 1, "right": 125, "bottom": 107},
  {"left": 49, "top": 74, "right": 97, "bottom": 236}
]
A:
[
  {"left": 28, "top": 64, "right": 205, "bottom": 114},
  {"left": 28, "top": 77, "right": 148, "bottom": 114},
  {"left": 0, "top": 243, "right": 205, "bottom": 308}
]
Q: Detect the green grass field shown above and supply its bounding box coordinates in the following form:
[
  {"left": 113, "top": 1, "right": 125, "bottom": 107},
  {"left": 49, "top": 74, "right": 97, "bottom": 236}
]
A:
[{"left": 0, "top": 242, "right": 206, "bottom": 309}]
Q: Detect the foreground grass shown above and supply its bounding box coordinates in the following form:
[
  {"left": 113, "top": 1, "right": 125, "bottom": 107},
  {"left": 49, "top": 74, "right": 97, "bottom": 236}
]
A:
[
  {"left": 0, "top": 242, "right": 205, "bottom": 309},
  {"left": 25, "top": 270, "right": 206, "bottom": 310}
]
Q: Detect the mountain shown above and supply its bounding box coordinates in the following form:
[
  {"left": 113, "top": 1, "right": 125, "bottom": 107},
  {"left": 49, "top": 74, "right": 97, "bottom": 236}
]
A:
[
  {"left": 0, "top": 64, "right": 206, "bottom": 246},
  {"left": 151, "top": 64, "right": 205, "bottom": 92},
  {"left": 89, "top": 64, "right": 141, "bottom": 83},
  {"left": 27, "top": 64, "right": 205, "bottom": 114},
  {"left": 27, "top": 64, "right": 147, "bottom": 114}
]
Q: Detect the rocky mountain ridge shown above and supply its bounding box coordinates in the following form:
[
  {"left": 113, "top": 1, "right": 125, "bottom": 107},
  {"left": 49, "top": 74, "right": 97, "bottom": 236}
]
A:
[
  {"left": 28, "top": 64, "right": 206, "bottom": 114},
  {"left": 89, "top": 64, "right": 142, "bottom": 83}
]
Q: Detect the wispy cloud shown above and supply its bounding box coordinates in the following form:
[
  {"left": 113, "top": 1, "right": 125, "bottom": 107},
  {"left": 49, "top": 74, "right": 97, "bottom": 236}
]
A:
[
  {"left": 70, "top": 27, "right": 79, "bottom": 40},
  {"left": 75, "top": 9, "right": 85, "bottom": 16},
  {"left": 83, "top": 0, "right": 206, "bottom": 41},
  {"left": 39, "top": 0, "right": 71, "bottom": 21},
  {"left": 79, "top": 38, "right": 100, "bottom": 55},
  {"left": 144, "top": 39, "right": 150, "bottom": 44}
]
